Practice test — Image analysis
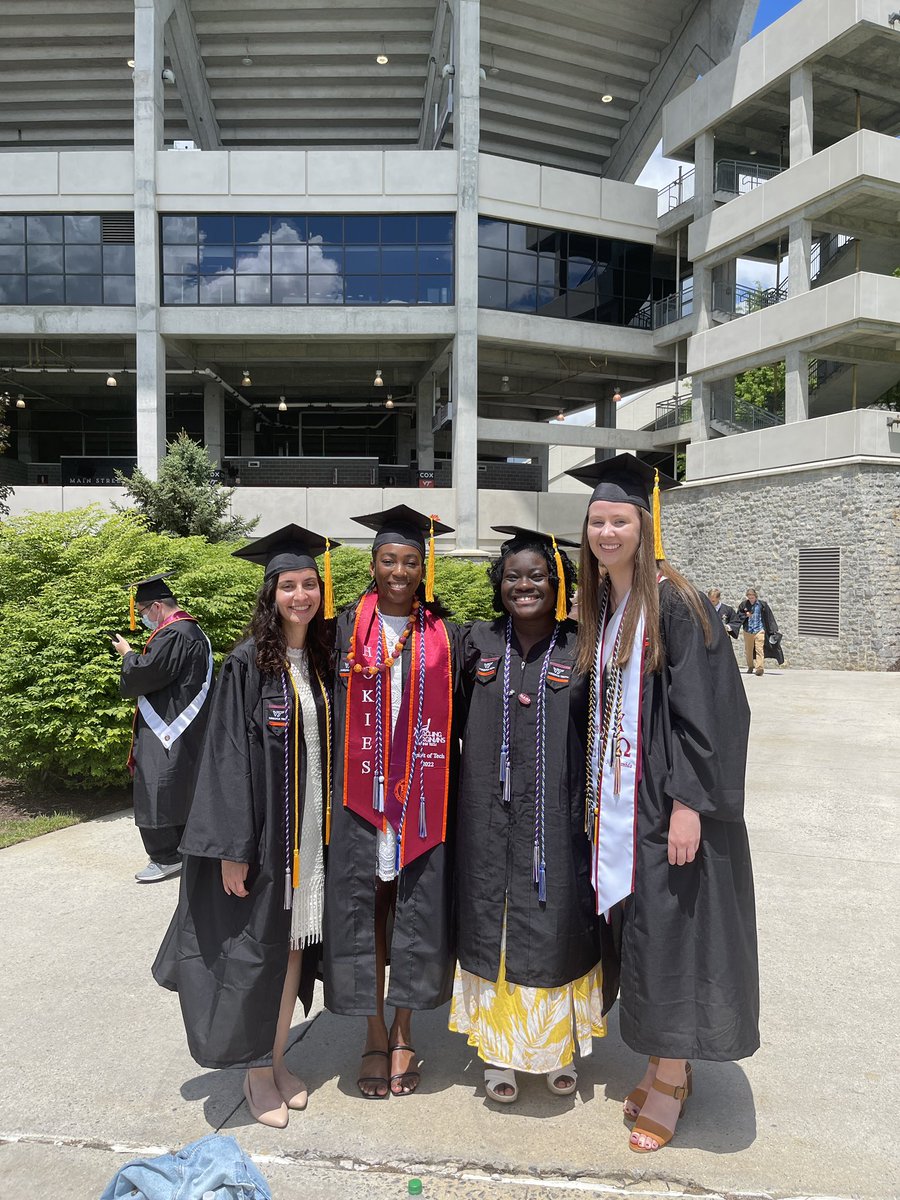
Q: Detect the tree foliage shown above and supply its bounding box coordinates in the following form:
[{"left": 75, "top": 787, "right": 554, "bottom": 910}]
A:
[
  {"left": 115, "top": 430, "right": 257, "bottom": 541},
  {"left": 734, "top": 360, "right": 785, "bottom": 411},
  {"left": 0, "top": 510, "right": 497, "bottom": 789}
]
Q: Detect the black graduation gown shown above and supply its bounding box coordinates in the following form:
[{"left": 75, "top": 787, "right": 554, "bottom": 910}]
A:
[
  {"left": 455, "top": 618, "right": 602, "bottom": 991},
  {"left": 322, "top": 604, "right": 465, "bottom": 1015},
  {"left": 737, "top": 598, "right": 784, "bottom": 663},
  {"left": 120, "top": 619, "right": 213, "bottom": 829},
  {"left": 152, "top": 638, "right": 329, "bottom": 1069},
  {"left": 611, "top": 583, "right": 760, "bottom": 1062}
]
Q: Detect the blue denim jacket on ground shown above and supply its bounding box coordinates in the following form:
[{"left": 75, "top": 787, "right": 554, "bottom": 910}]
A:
[{"left": 99, "top": 1133, "right": 272, "bottom": 1200}]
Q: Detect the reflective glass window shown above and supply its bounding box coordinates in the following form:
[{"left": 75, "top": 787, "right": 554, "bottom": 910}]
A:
[
  {"left": 272, "top": 276, "right": 308, "bottom": 304},
  {"left": 479, "top": 277, "right": 505, "bottom": 308},
  {"left": 536, "top": 287, "right": 560, "bottom": 315},
  {"left": 271, "top": 216, "right": 308, "bottom": 242},
  {"left": 236, "top": 244, "right": 271, "bottom": 273},
  {"left": 66, "top": 275, "right": 103, "bottom": 303},
  {"left": 479, "top": 247, "right": 506, "bottom": 278},
  {"left": 478, "top": 218, "right": 506, "bottom": 249},
  {"left": 26, "top": 215, "right": 63, "bottom": 243},
  {"left": 199, "top": 245, "right": 234, "bottom": 275},
  {"left": 419, "top": 276, "right": 452, "bottom": 304},
  {"left": 381, "top": 246, "right": 416, "bottom": 274},
  {"left": 236, "top": 276, "right": 272, "bottom": 304},
  {"left": 308, "top": 246, "right": 342, "bottom": 273},
  {"left": 308, "top": 274, "right": 343, "bottom": 303},
  {"left": 272, "top": 244, "right": 307, "bottom": 274},
  {"left": 28, "top": 244, "right": 63, "bottom": 273},
  {"left": 163, "top": 275, "right": 198, "bottom": 304},
  {"left": 28, "top": 275, "right": 65, "bottom": 303},
  {"left": 0, "top": 275, "right": 26, "bottom": 303},
  {"left": 103, "top": 245, "right": 134, "bottom": 273},
  {"left": 507, "top": 283, "right": 537, "bottom": 313},
  {"left": 538, "top": 255, "right": 557, "bottom": 285},
  {"left": 235, "top": 215, "right": 271, "bottom": 243},
  {"left": 103, "top": 276, "right": 136, "bottom": 304},
  {"left": 345, "top": 246, "right": 380, "bottom": 274},
  {"left": 344, "top": 216, "right": 380, "bottom": 244},
  {"left": 0, "top": 245, "right": 25, "bottom": 272},
  {"left": 64, "top": 215, "right": 101, "bottom": 243},
  {"left": 418, "top": 246, "right": 452, "bottom": 273},
  {"left": 307, "top": 216, "right": 342, "bottom": 244},
  {"left": 381, "top": 216, "right": 416, "bottom": 243},
  {"left": 163, "top": 245, "right": 198, "bottom": 274},
  {"left": 199, "top": 274, "right": 234, "bottom": 304},
  {"left": 508, "top": 251, "right": 537, "bottom": 285},
  {"left": 418, "top": 215, "right": 453, "bottom": 243},
  {"left": 65, "top": 245, "right": 102, "bottom": 274},
  {"left": 344, "top": 276, "right": 381, "bottom": 304},
  {"left": 0, "top": 216, "right": 25, "bottom": 244},
  {"left": 162, "top": 215, "right": 197, "bottom": 243},
  {"left": 382, "top": 276, "right": 417, "bottom": 305},
  {"left": 198, "top": 216, "right": 234, "bottom": 243}
]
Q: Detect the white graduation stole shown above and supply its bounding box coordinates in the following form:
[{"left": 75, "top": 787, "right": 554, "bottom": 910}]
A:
[{"left": 589, "top": 590, "right": 646, "bottom": 919}]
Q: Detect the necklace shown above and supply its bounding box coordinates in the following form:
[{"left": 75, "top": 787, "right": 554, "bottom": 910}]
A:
[{"left": 347, "top": 599, "right": 419, "bottom": 677}]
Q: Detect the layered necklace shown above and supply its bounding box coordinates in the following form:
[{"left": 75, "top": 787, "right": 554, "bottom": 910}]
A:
[{"left": 499, "top": 615, "right": 560, "bottom": 904}]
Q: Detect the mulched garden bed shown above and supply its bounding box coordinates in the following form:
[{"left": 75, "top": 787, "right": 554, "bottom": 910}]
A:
[{"left": 0, "top": 776, "right": 131, "bottom": 824}]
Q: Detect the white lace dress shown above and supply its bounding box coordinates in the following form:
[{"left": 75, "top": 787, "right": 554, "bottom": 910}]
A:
[{"left": 286, "top": 646, "right": 326, "bottom": 949}]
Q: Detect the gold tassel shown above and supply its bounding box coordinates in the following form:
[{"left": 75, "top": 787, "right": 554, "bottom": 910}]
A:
[
  {"left": 425, "top": 515, "right": 436, "bottom": 602},
  {"left": 129, "top": 589, "right": 136, "bottom": 631},
  {"left": 551, "top": 535, "right": 568, "bottom": 622},
  {"left": 323, "top": 537, "right": 335, "bottom": 619},
  {"left": 652, "top": 468, "right": 666, "bottom": 561},
  {"left": 292, "top": 847, "right": 300, "bottom": 889}
]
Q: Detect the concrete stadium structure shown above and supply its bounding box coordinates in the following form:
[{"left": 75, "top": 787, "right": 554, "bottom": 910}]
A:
[{"left": 1, "top": 0, "right": 897, "bottom": 666}]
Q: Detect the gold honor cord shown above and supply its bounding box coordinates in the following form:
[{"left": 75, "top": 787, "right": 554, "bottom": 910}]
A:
[
  {"left": 287, "top": 669, "right": 301, "bottom": 889},
  {"left": 316, "top": 670, "right": 333, "bottom": 845}
]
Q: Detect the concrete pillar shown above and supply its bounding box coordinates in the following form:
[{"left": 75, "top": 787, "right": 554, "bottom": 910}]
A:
[
  {"left": 695, "top": 264, "right": 714, "bottom": 331},
  {"left": 532, "top": 444, "right": 550, "bottom": 490},
  {"left": 789, "top": 65, "right": 814, "bottom": 166},
  {"left": 694, "top": 130, "right": 715, "bottom": 211},
  {"left": 133, "top": 0, "right": 173, "bottom": 477},
  {"left": 788, "top": 217, "right": 812, "bottom": 296},
  {"left": 396, "top": 412, "right": 415, "bottom": 468},
  {"left": 239, "top": 407, "right": 255, "bottom": 455},
  {"left": 416, "top": 377, "right": 435, "bottom": 473},
  {"left": 593, "top": 398, "right": 615, "bottom": 462},
  {"left": 690, "top": 378, "right": 713, "bottom": 444},
  {"left": 450, "top": 0, "right": 480, "bottom": 552},
  {"left": 784, "top": 348, "right": 809, "bottom": 423},
  {"left": 203, "top": 380, "right": 225, "bottom": 465}
]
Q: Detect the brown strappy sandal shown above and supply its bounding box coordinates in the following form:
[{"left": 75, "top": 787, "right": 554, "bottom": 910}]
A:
[
  {"left": 623, "top": 1055, "right": 659, "bottom": 1121},
  {"left": 629, "top": 1062, "right": 692, "bottom": 1153}
]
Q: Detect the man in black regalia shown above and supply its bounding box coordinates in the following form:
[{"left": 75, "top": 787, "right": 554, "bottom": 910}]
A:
[{"left": 114, "top": 572, "right": 213, "bottom": 883}]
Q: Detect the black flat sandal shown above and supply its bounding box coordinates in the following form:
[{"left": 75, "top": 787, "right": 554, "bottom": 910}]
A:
[
  {"left": 357, "top": 1049, "right": 390, "bottom": 1099},
  {"left": 389, "top": 1043, "right": 421, "bottom": 1096}
]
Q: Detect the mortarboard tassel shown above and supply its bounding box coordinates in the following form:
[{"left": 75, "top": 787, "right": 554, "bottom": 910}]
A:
[
  {"left": 129, "top": 588, "right": 136, "bottom": 631},
  {"left": 551, "top": 535, "right": 568, "bottom": 622},
  {"left": 323, "top": 537, "right": 335, "bottom": 619},
  {"left": 652, "top": 468, "right": 666, "bottom": 561},
  {"left": 425, "top": 515, "right": 436, "bottom": 602}
]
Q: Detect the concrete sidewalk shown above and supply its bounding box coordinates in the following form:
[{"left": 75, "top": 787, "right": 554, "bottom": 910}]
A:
[{"left": 1, "top": 670, "right": 898, "bottom": 1200}]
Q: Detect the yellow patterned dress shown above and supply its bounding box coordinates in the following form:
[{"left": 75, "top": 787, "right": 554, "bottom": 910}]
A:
[{"left": 449, "top": 933, "right": 606, "bottom": 1074}]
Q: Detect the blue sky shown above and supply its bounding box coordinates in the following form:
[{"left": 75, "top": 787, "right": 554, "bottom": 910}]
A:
[{"left": 752, "top": 0, "right": 802, "bottom": 34}]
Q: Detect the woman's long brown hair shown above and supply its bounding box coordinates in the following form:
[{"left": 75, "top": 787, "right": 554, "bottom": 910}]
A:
[
  {"left": 249, "top": 572, "right": 332, "bottom": 682},
  {"left": 574, "top": 507, "right": 711, "bottom": 675}
]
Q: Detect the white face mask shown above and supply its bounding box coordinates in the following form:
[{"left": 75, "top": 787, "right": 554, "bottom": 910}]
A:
[{"left": 140, "top": 608, "right": 158, "bottom": 631}]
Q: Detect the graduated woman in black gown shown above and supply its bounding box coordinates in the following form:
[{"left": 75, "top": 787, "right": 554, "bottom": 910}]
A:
[{"left": 568, "top": 455, "right": 759, "bottom": 1154}]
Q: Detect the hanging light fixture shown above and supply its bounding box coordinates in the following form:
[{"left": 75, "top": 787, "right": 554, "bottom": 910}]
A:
[
  {"left": 376, "top": 37, "right": 389, "bottom": 65},
  {"left": 385, "top": 394, "right": 395, "bottom": 409},
  {"left": 612, "top": 386, "right": 623, "bottom": 403},
  {"left": 556, "top": 408, "right": 565, "bottom": 421},
  {"left": 241, "top": 41, "right": 254, "bottom": 67},
  {"left": 241, "top": 368, "right": 252, "bottom": 386},
  {"left": 126, "top": 58, "right": 135, "bottom": 68},
  {"left": 16, "top": 394, "right": 26, "bottom": 408},
  {"left": 373, "top": 368, "right": 384, "bottom": 387},
  {"left": 278, "top": 395, "right": 288, "bottom": 412},
  {"left": 487, "top": 46, "right": 500, "bottom": 76},
  {"left": 106, "top": 372, "right": 117, "bottom": 387},
  {"left": 601, "top": 78, "right": 613, "bottom": 104},
  {"left": 499, "top": 375, "right": 510, "bottom": 393}
]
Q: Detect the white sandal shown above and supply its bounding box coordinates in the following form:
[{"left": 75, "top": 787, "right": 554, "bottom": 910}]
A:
[
  {"left": 484, "top": 1066, "right": 518, "bottom": 1104},
  {"left": 547, "top": 1066, "right": 577, "bottom": 1096}
]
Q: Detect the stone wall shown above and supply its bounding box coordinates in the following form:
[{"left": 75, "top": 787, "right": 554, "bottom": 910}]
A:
[{"left": 662, "top": 462, "right": 900, "bottom": 671}]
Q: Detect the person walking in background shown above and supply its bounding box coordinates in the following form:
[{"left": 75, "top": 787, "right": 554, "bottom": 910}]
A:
[
  {"left": 114, "top": 572, "right": 213, "bottom": 883},
  {"left": 568, "top": 454, "right": 759, "bottom": 1154},
  {"left": 450, "top": 527, "right": 607, "bottom": 1105},
  {"left": 737, "top": 588, "right": 783, "bottom": 676},
  {"left": 707, "top": 588, "right": 738, "bottom": 639},
  {"left": 153, "top": 525, "right": 336, "bottom": 1129}
]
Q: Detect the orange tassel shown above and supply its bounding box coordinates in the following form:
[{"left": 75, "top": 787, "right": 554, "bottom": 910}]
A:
[
  {"left": 652, "top": 468, "right": 666, "bottom": 561},
  {"left": 292, "top": 847, "right": 300, "bottom": 889},
  {"left": 129, "top": 589, "right": 136, "bottom": 631},
  {"left": 323, "top": 537, "right": 335, "bottom": 619},
  {"left": 551, "top": 535, "right": 568, "bottom": 622},
  {"left": 425, "top": 515, "right": 436, "bottom": 602}
]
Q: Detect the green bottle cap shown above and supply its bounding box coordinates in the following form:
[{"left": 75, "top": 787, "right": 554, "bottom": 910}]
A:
[{"left": 408, "top": 1180, "right": 423, "bottom": 1196}]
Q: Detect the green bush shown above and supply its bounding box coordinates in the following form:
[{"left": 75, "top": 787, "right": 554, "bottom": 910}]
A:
[
  {"left": 0, "top": 507, "right": 260, "bottom": 789},
  {"left": 0, "top": 510, "right": 497, "bottom": 789}
]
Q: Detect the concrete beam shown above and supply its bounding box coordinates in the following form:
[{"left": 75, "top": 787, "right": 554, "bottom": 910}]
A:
[
  {"left": 417, "top": 0, "right": 450, "bottom": 149},
  {"left": 164, "top": 0, "right": 222, "bottom": 150},
  {"left": 476, "top": 417, "right": 661, "bottom": 451},
  {"left": 605, "top": 0, "right": 757, "bottom": 182}
]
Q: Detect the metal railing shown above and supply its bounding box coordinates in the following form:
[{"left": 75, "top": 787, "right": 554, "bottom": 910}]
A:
[
  {"left": 654, "top": 394, "right": 693, "bottom": 430},
  {"left": 810, "top": 233, "right": 854, "bottom": 280},
  {"left": 657, "top": 168, "right": 695, "bottom": 216},
  {"left": 712, "top": 279, "right": 788, "bottom": 316},
  {"left": 808, "top": 357, "right": 846, "bottom": 391},
  {"left": 653, "top": 279, "right": 694, "bottom": 328},
  {"left": 714, "top": 159, "right": 782, "bottom": 197},
  {"left": 712, "top": 394, "right": 784, "bottom": 432},
  {"left": 627, "top": 300, "right": 653, "bottom": 330}
]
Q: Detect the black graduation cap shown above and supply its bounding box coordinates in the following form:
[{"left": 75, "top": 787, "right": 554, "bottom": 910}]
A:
[
  {"left": 566, "top": 453, "right": 679, "bottom": 560},
  {"left": 490, "top": 527, "right": 577, "bottom": 621},
  {"left": 232, "top": 523, "right": 340, "bottom": 616},
  {"left": 123, "top": 572, "right": 176, "bottom": 629},
  {"left": 352, "top": 504, "right": 454, "bottom": 602},
  {"left": 565, "top": 453, "right": 678, "bottom": 512}
]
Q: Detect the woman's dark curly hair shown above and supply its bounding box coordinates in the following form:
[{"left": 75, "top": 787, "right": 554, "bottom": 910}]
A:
[
  {"left": 487, "top": 536, "right": 577, "bottom": 615},
  {"left": 248, "top": 571, "right": 333, "bottom": 682}
]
